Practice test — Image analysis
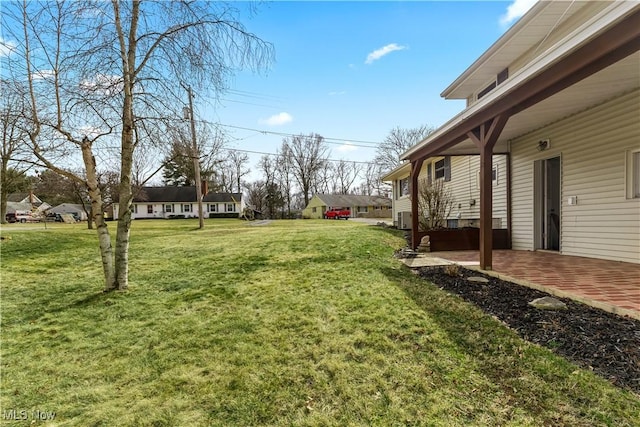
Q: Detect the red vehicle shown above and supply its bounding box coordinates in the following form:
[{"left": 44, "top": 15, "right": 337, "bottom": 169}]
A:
[{"left": 324, "top": 208, "right": 351, "bottom": 220}]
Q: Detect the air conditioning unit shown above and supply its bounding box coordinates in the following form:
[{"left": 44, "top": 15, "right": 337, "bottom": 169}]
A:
[{"left": 397, "top": 211, "right": 412, "bottom": 230}]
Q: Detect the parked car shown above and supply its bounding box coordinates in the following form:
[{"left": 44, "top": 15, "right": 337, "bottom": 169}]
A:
[
  {"left": 324, "top": 208, "right": 351, "bottom": 220},
  {"left": 5, "top": 211, "right": 39, "bottom": 223}
]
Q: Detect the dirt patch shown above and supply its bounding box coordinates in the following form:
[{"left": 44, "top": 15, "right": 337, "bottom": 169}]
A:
[{"left": 417, "top": 266, "right": 640, "bottom": 394}]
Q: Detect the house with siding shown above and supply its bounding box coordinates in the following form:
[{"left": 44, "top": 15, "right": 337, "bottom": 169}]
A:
[
  {"left": 302, "top": 194, "right": 392, "bottom": 219},
  {"left": 113, "top": 186, "right": 244, "bottom": 219},
  {"left": 399, "top": 1, "right": 639, "bottom": 267},
  {"left": 382, "top": 155, "right": 508, "bottom": 230}
]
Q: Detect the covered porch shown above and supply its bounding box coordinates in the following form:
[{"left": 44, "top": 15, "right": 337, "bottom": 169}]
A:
[
  {"left": 401, "top": 3, "right": 640, "bottom": 270},
  {"left": 405, "top": 250, "right": 640, "bottom": 320}
]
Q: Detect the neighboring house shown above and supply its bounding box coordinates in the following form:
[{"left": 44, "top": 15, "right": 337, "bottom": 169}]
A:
[
  {"left": 382, "top": 155, "right": 508, "bottom": 230},
  {"left": 302, "top": 194, "right": 392, "bottom": 219},
  {"left": 5, "top": 201, "right": 32, "bottom": 215},
  {"left": 112, "top": 186, "right": 243, "bottom": 219},
  {"left": 6, "top": 192, "right": 51, "bottom": 214},
  {"left": 399, "top": 2, "right": 639, "bottom": 267},
  {"left": 7, "top": 192, "right": 43, "bottom": 206},
  {"left": 48, "top": 203, "right": 89, "bottom": 221}
]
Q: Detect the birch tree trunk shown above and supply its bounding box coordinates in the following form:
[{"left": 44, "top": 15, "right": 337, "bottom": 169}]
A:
[
  {"left": 81, "top": 139, "right": 116, "bottom": 290},
  {"left": 112, "top": 0, "right": 138, "bottom": 291}
]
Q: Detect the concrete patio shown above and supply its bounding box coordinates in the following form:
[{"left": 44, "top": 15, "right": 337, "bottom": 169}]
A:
[{"left": 400, "top": 249, "right": 640, "bottom": 320}]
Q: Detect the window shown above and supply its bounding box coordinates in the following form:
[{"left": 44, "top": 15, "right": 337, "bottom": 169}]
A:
[
  {"left": 183, "top": 204, "right": 191, "bottom": 212},
  {"left": 226, "top": 203, "right": 235, "bottom": 212},
  {"left": 398, "top": 178, "right": 410, "bottom": 198},
  {"left": 312, "top": 207, "right": 317, "bottom": 213},
  {"left": 208, "top": 204, "right": 217, "bottom": 212},
  {"left": 132, "top": 204, "right": 137, "bottom": 214},
  {"left": 165, "top": 204, "right": 173, "bottom": 213},
  {"left": 476, "top": 166, "right": 499, "bottom": 188},
  {"left": 358, "top": 206, "right": 368, "bottom": 213},
  {"left": 147, "top": 205, "right": 153, "bottom": 214},
  {"left": 447, "top": 219, "right": 459, "bottom": 229},
  {"left": 627, "top": 149, "right": 640, "bottom": 199},
  {"left": 434, "top": 157, "right": 451, "bottom": 181},
  {"left": 477, "top": 68, "right": 508, "bottom": 101},
  {"left": 477, "top": 81, "right": 496, "bottom": 100}
]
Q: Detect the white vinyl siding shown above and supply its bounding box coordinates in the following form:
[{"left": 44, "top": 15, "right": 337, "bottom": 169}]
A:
[
  {"left": 511, "top": 89, "right": 640, "bottom": 263},
  {"left": 390, "top": 155, "right": 508, "bottom": 228}
]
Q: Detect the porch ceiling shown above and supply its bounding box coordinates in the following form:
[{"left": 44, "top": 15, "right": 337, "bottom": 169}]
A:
[{"left": 438, "top": 51, "right": 639, "bottom": 156}]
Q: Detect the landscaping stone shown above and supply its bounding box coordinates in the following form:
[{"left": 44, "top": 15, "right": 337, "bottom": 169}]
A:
[
  {"left": 417, "top": 235, "right": 431, "bottom": 253},
  {"left": 468, "top": 276, "right": 489, "bottom": 283},
  {"left": 529, "top": 296, "right": 567, "bottom": 310}
]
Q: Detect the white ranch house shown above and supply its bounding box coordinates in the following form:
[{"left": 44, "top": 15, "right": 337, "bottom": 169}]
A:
[{"left": 113, "top": 186, "right": 244, "bottom": 220}]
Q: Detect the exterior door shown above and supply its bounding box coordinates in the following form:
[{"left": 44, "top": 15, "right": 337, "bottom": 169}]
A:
[{"left": 534, "top": 156, "right": 561, "bottom": 251}]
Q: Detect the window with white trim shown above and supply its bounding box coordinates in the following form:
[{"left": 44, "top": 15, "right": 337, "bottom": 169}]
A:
[
  {"left": 183, "top": 204, "right": 191, "bottom": 212},
  {"left": 226, "top": 203, "right": 235, "bottom": 212},
  {"left": 147, "top": 205, "right": 153, "bottom": 214},
  {"left": 208, "top": 204, "right": 217, "bottom": 212},
  {"left": 476, "top": 166, "right": 499, "bottom": 188},
  {"left": 398, "top": 178, "right": 410, "bottom": 198},
  {"left": 165, "top": 204, "right": 173, "bottom": 213}
]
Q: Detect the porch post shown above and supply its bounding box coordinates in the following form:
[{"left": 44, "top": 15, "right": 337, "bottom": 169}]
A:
[
  {"left": 410, "top": 158, "right": 424, "bottom": 249},
  {"left": 478, "top": 144, "right": 494, "bottom": 269},
  {"left": 467, "top": 114, "right": 509, "bottom": 270}
]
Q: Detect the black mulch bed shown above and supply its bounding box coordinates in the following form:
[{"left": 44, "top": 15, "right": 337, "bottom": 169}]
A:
[{"left": 417, "top": 266, "right": 640, "bottom": 394}]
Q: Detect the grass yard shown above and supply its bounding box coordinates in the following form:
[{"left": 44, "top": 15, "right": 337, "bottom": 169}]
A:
[{"left": 1, "top": 219, "right": 639, "bottom": 426}]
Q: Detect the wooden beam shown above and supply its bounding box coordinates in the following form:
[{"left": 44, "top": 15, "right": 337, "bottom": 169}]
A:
[
  {"left": 410, "top": 158, "right": 424, "bottom": 249},
  {"left": 472, "top": 115, "right": 509, "bottom": 270},
  {"left": 479, "top": 143, "right": 494, "bottom": 269}
]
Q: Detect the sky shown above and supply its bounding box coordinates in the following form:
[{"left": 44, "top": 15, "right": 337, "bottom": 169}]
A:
[
  {"left": 203, "top": 0, "right": 538, "bottom": 178},
  {"left": 0, "top": 0, "right": 539, "bottom": 183}
]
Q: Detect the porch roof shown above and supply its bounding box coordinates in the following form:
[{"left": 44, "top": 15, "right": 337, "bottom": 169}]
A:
[{"left": 401, "top": 2, "right": 640, "bottom": 160}]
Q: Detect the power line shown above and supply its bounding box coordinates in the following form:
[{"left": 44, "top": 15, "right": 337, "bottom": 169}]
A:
[
  {"left": 221, "top": 146, "right": 378, "bottom": 166},
  {"left": 198, "top": 119, "right": 382, "bottom": 147}
]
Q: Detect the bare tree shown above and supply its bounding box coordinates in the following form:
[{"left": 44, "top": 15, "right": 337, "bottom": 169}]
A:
[
  {"left": 276, "top": 150, "right": 294, "bottom": 218},
  {"left": 244, "top": 180, "right": 266, "bottom": 213},
  {"left": 375, "top": 125, "right": 435, "bottom": 175},
  {"left": 1, "top": 79, "right": 31, "bottom": 223},
  {"left": 4, "top": 1, "right": 273, "bottom": 291},
  {"left": 416, "top": 178, "right": 454, "bottom": 230},
  {"left": 281, "top": 133, "right": 329, "bottom": 207},
  {"left": 228, "top": 150, "right": 250, "bottom": 193},
  {"left": 334, "top": 160, "right": 362, "bottom": 194}
]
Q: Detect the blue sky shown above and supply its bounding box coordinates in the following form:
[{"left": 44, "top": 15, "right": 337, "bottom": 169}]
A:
[
  {"left": 207, "top": 0, "right": 537, "bottom": 174},
  {"left": 0, "top": 0, "right": 538, "bottom": 181}
]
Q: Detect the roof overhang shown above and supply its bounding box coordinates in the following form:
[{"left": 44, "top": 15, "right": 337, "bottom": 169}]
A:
[
  {"left": 381, "top": 162, "right": 411, "bottom": 182},
  {"left": 402, "top": 2, "right": 640, "bottom": 161}
]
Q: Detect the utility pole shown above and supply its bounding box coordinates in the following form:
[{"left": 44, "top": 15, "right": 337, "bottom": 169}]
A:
[{"left": 186, "top": 86, "right": 204, "bottom": 229}]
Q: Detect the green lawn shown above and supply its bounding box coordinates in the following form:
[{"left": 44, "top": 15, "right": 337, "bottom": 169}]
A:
[{"left": 1, "top": 219, "right": 638, "bottom": 426}]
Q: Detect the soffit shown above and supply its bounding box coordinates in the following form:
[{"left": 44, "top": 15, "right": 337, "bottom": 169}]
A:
[
  {"left": 443, "top": 1, "right": 593, "bottom": 99},
  {"left": 438, "top": 52, "right": 639, "bottom": 156}
]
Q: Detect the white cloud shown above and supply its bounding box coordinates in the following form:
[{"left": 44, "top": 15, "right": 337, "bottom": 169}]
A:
[
  {"left": 31, "top": 70, "right": 56, "bottom": 80},
  {"left": 365, "top": 43, "right": 407, "bottom": 64},
  {"left": 0, "top": 37, "right": 16, "bottom": 57},
  {"left": 500, "top": 0, "right": 538, "bottom": 26},
  {"left": 336, "top": 143, "right": 358, "bottom": 153},
  {"left": 259, "top": 112, "right": 293, "bottom": 126},
  {"left": 79, "top": 74, "right": 122, "bottom": 95}
]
